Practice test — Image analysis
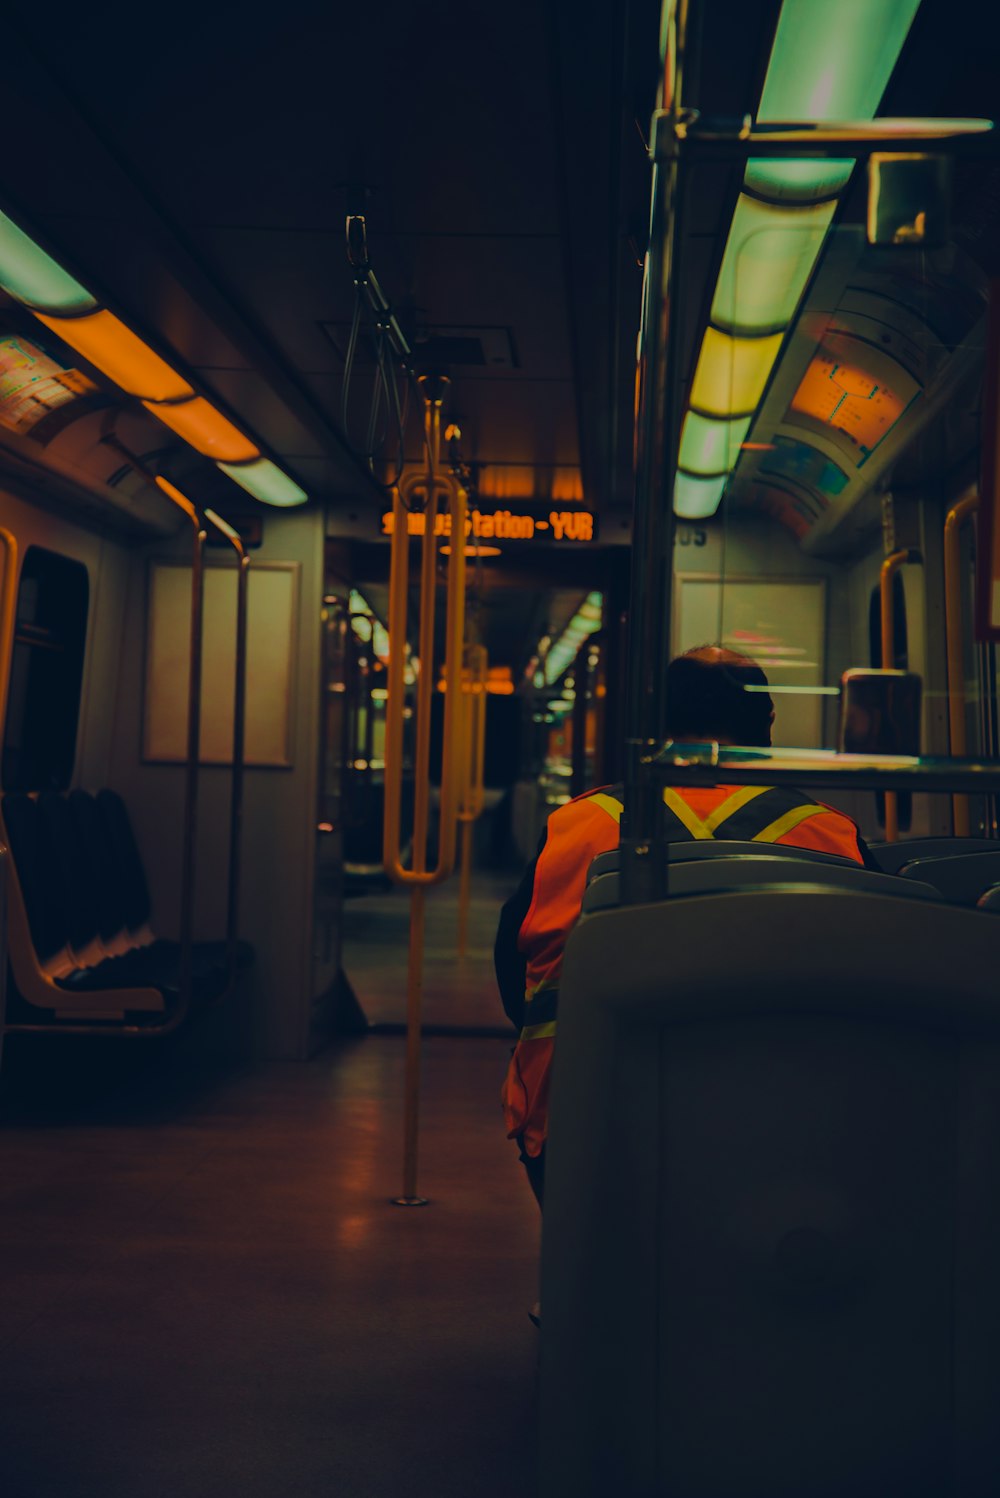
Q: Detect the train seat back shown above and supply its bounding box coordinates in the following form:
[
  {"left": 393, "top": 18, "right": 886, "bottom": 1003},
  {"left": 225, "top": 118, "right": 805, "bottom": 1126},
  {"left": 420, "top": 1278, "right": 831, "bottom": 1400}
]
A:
[
  {"left": 586, "top": 838, "right": 862, "bottom": 886},
  {"left": 539, "top": 888, "right": 1000, "bottom": 1498},
  {"left": 1, "top": 788, "right": 250, "bottom": 1017},
  {"left": 580, "top": 857, "right": 941, "bottom": 914},
  {"left": 898, "top": 849, "right": 1000, "bottom": 905},
  {"left": 869, "top": 836, "right": 999, "bottom": 874}
]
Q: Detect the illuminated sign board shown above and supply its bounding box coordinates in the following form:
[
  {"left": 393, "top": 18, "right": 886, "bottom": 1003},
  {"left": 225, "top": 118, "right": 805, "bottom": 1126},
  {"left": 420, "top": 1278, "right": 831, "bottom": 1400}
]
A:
[
  {"left": 381, "top": 506, "right": 597, "bottom": 543},
  {"left": 0, "top": 333, "right": 96, "bottom": 436}
]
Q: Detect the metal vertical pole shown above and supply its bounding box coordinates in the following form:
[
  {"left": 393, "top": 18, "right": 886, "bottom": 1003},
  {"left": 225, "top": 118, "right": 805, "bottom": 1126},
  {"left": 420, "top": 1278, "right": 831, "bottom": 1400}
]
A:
[
  {"left": 944, "top": 490, "right": 979, "bottom": 834},
  {"left": 880, "top": 548, "right": 921, "bottom": 842},
  {"left": 457, "top": 819, "right": 474, "bottom": 958},
  {"left": 180, "top": 524, "right": 206, "bottom": 1008},
  {"left": 621, "top": 118, "right": 685, "bottom": 904},
  {"left": 204, "top": 510, "right": 249, "bottom": 983}
]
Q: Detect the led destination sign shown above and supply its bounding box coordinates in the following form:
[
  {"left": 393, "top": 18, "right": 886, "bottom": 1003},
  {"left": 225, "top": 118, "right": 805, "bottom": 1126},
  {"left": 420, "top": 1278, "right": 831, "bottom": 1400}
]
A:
[{"left": 381, "top": 506, "right": 596, "bottom": 543}]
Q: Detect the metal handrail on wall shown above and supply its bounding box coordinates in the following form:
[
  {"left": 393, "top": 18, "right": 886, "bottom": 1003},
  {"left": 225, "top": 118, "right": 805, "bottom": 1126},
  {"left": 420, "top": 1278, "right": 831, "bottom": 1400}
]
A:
[
  {"left": 383, "top": 384, "right": 467, "bottom": 1205},
  {"left": 204, "top": 508, "right": 250, "bottom": 986}
]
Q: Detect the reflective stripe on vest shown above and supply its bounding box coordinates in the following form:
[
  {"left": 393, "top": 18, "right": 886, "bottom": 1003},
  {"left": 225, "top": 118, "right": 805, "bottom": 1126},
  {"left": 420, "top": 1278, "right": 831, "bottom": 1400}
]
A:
[{"left": 591, "top": 785, "right": 836, "bottom": 846}]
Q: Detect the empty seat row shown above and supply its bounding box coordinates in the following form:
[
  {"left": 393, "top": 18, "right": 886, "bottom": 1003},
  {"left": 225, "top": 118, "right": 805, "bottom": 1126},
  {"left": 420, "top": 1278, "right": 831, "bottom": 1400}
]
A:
[
  {"left": 1, "top": 788, "right": 251, "bottom": 1019},
  {"left": 581, "top": 854, "right": 941, "bottom": 914},
  {"left": 588, "top": 839, "right": 877, "bottom": 888},
  {"left": 587, "top": 836, "right": 1000, "bottom": 912}
]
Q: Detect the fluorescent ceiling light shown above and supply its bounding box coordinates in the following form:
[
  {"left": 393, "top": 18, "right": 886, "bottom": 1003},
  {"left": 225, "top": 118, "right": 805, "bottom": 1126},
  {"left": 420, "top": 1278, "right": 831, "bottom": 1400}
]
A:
[
  {"left": 679, "top": 412, "right": 752, "bottom": 476},
  {"left": 543, "top": 591, "right": 603, "bottom": 685},
  {"left": 0, "top": 210, "right": 97, "bottom": 314},
  {"left": 690, "top": 327, "right": 784, "bottom": 417},
  {"left": 0, "top": 207, "right": 308, "bottom": 508},
  {"left": 712, "top": 196, "right": 838, "bottom": 333},
  {"left": 757, "top": 0, "right": 921, "bottom": 123},
  {"left": 144, "top": 395, "right": 259, "bottom": 463},
  {"left": 673, "top": 0, "right": 925, "bottom": 524},
  {"left": 673, "top": 471, "right": 728, "bottom": 521},
  {"left": 743, "top": 158, "right": 854, "bottom": 200},
  {"left": 36, "top": 309, "right": 194, "bottom": 402},
  {"left": 218, "top": 456, "right": 307, "bottom": 507}
]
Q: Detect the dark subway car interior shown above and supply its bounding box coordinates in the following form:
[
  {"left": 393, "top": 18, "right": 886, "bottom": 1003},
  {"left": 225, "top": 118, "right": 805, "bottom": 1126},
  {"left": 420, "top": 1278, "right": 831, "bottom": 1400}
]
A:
[{"left": 1, "top": 2, "right": 1000, "bottom": 1495}]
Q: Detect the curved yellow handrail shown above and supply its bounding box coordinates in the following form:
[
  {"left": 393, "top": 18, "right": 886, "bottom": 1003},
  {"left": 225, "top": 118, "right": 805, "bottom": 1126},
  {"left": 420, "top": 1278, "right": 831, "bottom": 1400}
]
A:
[
  {"left": 382, "top": 389, "right": 467, "bottom": 1205},
  {"left": 944, "top": 488, "right": 980, "bottom": 835},
  {"left": 381, "top": 459, "right": 467, "bottom": 885}
]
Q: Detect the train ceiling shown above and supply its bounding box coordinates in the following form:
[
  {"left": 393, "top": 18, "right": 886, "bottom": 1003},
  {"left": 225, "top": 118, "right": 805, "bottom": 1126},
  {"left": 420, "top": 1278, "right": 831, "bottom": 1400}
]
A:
[
  {"left": 0, "top": 0, "right": 662, "bottom": 537},
  {"left": 0, "top": 0, "right": 997, "bottom": 551}
]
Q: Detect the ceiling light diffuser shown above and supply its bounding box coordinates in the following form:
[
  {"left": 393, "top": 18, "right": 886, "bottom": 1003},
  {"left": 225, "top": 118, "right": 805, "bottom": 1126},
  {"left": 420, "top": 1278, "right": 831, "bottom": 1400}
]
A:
[
  {"left": 690, "top": 327, "right": 784, "bottom": 417},
  {"left": 35, "top": 309, "right": 194, "bottom": 402},
  {"left": 673, "top": 471, "right": 728, "bottom": 521},
  {"left": 679, "top": 412, "right": 752, "bottom": 476},
  {"left": 218, "top": 457, "right": 307, "bottom": 507},
  {"left": 0, "top": 210, "right": 97, "bottom": 314},
  {"left": 144, "top": 396, "right": 259, "bottom": 463},
  {"left": 756, "top": 0, "right": 921, "bottom": 124},
  {"left": 743, "top": 158, "right": 854, "bottom": 202},
  {"left": 712, "top": 195, "right": 838, "bottom": 333}
]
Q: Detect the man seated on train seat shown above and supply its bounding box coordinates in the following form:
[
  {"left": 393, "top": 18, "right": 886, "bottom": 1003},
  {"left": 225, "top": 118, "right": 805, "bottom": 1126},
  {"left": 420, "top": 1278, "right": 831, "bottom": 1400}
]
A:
[{"left": 495, "top": 644, "right": 875, "bottom": 1210}]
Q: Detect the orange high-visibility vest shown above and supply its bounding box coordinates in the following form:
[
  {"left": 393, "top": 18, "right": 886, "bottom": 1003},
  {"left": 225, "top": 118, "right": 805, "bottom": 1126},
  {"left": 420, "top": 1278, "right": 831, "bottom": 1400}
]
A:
[{"left": 500, "top": 782, "right": 868, "bottom": 1157}]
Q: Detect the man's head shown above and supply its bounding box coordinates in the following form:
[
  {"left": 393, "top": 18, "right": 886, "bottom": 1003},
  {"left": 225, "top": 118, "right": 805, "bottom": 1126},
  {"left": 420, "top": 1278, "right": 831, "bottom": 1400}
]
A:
[{"left": 664, "top": 645, "right": 774, "bottom": 747}]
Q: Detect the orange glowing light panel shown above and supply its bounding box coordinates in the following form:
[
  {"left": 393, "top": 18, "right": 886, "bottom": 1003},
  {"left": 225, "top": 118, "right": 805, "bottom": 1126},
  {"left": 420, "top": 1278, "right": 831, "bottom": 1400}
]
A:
[
  {"left": 34, "top": 310, "right": 194, "bottom": 402},
  {"left": 143, "top": 396, "right": 258, "bottom": 463},
  {"left": 791, "top": 336, "right": 910, "bottom": 455}
]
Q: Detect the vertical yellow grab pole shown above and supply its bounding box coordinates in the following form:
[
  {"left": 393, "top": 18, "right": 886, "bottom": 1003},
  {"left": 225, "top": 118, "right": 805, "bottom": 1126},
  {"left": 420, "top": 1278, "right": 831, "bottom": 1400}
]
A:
[
  {"left": 383, "top": 389, "right": 467, "bottom": 1205},
  {"left": 880, "top": 548, "right": 921, "bottom": 842},
  {"left": 457, "top": 644, "right": 488, "bottom": 958},
  {"left": 944, "top": 489, "right": 980, "bottom": 835}
]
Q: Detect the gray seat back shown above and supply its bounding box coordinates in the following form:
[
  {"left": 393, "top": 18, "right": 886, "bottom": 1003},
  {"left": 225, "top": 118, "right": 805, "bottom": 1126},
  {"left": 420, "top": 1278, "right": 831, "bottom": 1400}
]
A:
[
  {"left": 900, "top": 850, "right": 1000, "bottom": 905},
  {"left": 580, "top": 857, "right": 939, "bottom": 914},
  {"left": 870, "top": 836, "right": 999, "bottom": 874},
  {"left": 540, "top": 888, "right": 1000, "bottom": 1498},
  {"left": 586, "top": 838, "right": 860, "bottom": 886}
]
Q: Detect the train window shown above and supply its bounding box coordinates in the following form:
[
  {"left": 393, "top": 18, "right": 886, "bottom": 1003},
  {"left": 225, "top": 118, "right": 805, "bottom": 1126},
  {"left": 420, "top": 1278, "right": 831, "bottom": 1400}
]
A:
[{"left": 3, "top": 546, "right": 88, "bottom": 791}]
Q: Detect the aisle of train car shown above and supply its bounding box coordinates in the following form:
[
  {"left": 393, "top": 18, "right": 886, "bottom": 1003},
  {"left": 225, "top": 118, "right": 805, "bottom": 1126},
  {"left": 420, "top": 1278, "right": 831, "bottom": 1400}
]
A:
[
  {"left": 343, "top": 869, "right": 516, "bottom": 1031},
  {"left": 0, "top": 876, "right": 539, "bottom": 1498}
]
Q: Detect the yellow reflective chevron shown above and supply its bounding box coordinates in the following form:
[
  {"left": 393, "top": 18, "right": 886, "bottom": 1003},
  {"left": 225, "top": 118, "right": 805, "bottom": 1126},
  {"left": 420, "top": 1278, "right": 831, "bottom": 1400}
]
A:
[
  {"left": 589, "top": 793, "right": 624, "bottom": 823},
  {"left": 521, "top": 1021, "right": 557, "bottom": 1041},
  {"left": 660, "top": 786, "right": 714, "bottom": 839},
  {"left": 752, "top": 802, "right": 829, "bottom": 844},
  {"left": 702, "top": 784, "right": 771, "bottom": 833}
]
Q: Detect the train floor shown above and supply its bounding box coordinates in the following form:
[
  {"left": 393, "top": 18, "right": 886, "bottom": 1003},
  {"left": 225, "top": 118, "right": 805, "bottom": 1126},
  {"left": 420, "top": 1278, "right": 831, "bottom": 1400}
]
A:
[
  {"left": 0, "top": 880, "right": 541, "bottom": 1498},
  {"left": 343, "top": 867, "right": 518, "bottom": 1031}
]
